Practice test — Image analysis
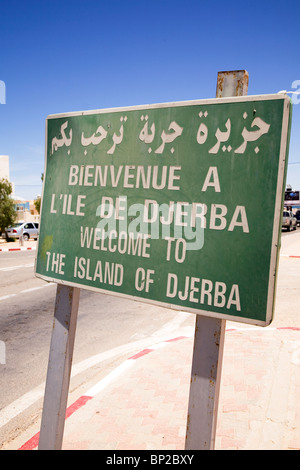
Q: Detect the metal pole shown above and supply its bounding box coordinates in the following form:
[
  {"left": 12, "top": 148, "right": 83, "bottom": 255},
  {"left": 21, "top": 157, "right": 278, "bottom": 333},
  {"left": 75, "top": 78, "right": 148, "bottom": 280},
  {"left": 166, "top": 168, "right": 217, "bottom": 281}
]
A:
[
  {"left": 38, "top": 284, "right": 80, "bottom": 450},
  {"left": 185, "top": 70, "right": 248, "bottom": 450},
  {"left": 185, "top": 316, "right": 226, "bottom": 449}
]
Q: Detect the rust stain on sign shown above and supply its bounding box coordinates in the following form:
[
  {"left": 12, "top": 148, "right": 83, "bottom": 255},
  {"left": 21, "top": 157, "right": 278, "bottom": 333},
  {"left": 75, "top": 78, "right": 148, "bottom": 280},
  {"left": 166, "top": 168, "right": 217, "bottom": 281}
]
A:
[{"left": 216, "top": 70, "right": 249, "bottom": 98}]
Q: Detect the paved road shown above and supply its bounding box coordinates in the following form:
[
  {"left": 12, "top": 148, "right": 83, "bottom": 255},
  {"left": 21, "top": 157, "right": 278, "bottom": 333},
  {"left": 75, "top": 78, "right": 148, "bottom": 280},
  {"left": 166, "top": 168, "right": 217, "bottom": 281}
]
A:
[{"left": 0, "top": 243, "right": 194, "bottom": 447}]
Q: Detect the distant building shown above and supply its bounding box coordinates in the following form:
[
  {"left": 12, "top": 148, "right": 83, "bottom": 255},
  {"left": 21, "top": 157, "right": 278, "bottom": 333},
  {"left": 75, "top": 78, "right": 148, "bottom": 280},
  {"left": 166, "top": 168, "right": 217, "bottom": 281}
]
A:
[
  {"left": 0, "top": 155, "right": 39, "bottom": 222},
  {"left": 0, "top": 154, "right": 10, "bottom": 180},
  {"left": 284, "top": 185, "right": 300, "bottom": 209},
  {"left": 0, "top": 154, "right": 15, "bottom": 193},
  {"left": 13, "top": 197, "right": 40, "bottom": 223}
]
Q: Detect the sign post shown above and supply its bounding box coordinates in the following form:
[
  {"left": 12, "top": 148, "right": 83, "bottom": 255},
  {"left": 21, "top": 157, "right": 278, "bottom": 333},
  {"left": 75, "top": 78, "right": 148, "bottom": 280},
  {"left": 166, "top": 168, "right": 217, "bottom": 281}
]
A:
[
  {"left": 38, "top": 285, "right": 80, "bottom": 450},
  {"left": 36, "top": 71, "right": 291, "bottom": 450},
  {"left": 185, "top": 70, "right": 247, "bottom": 450}
]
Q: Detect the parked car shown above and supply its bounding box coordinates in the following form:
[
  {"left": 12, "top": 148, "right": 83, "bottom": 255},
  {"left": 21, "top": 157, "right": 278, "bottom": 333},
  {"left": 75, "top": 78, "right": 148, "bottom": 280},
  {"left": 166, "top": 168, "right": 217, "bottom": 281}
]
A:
[
  {"left": 295, "top": 210, "right": 300, "bottom": 227},
  {"left": 282, "top": 211, "right": 297, "bottom": 231},
  {"left": 1, "top": 222, "right": 23, "bottom": 238},
  {"left": 4, "top": 222, "right": 39, "bottom": 241}
]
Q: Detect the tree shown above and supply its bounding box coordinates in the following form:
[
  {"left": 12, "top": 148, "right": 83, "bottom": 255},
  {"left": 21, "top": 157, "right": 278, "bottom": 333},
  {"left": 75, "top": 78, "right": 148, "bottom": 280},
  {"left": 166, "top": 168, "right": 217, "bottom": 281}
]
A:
[
  {"left": 34, "top": 173, "right": 44, "bottom": 214},
  {"left": 0, "top": 178, "right": 16, "bottom": 234},
  {"left": 34, "top": 196, "right": 41, "bottom": 214}
]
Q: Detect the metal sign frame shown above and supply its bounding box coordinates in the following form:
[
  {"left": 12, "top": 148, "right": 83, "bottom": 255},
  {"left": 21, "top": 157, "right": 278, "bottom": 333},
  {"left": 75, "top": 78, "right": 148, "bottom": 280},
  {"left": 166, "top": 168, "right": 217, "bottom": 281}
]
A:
[
  {"left": 36, "top": 94, "right": 291, "bottom": 327},
  {"left": 37, "top": 71, "right": 292, "bottom": 451}
]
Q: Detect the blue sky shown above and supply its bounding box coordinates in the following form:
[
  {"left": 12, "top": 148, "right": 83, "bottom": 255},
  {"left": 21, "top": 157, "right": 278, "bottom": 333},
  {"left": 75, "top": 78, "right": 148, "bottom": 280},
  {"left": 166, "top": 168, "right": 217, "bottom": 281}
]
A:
[{"left": 0, "top": 0, "right": 299, "bottom": 200}]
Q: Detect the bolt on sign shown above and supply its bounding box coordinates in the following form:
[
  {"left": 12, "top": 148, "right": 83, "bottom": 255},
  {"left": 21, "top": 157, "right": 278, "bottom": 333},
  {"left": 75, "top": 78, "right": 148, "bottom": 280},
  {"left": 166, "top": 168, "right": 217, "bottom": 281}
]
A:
[{"left": 35, "top": 94, "right": 292, "bottom": 326}]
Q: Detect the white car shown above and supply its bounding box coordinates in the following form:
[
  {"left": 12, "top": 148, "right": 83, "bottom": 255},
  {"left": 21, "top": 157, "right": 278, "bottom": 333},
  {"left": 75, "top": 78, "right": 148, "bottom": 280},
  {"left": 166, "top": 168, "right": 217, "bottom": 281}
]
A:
[
  {"left": 282, "top": 211, "right": 297, "bottom": 231},
  {"left": 5, "top": 222, "right": 39, "bottom": 241}
]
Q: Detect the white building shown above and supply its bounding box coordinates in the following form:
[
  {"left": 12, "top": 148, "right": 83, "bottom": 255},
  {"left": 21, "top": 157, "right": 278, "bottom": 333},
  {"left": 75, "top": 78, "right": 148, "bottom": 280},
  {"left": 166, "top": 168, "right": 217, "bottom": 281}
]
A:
[
  {"left": 0, "top": 155, "right": 39, "bottom": 222},
  {"left": 0, "top": 155, "right": 10, "bottom": 180},
  {"left": 0, "top": 155, "right": 15, "bottom": 193}
]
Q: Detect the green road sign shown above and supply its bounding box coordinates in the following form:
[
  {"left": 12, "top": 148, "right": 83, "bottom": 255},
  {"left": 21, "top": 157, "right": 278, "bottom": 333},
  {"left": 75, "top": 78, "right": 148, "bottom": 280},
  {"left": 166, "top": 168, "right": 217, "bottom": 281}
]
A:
[{"left": 35, "top": 94, "right": 292, "bottom": 326}]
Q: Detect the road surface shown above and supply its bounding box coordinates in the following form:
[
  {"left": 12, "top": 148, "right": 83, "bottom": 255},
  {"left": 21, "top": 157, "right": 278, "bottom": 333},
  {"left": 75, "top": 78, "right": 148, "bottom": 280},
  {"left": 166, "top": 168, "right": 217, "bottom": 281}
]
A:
[
  {"left": 0, "top": 244, "right": 195, "bottom": 447},
  {"left": 0, "top": 228, "right": 299, "bottom": 448}
]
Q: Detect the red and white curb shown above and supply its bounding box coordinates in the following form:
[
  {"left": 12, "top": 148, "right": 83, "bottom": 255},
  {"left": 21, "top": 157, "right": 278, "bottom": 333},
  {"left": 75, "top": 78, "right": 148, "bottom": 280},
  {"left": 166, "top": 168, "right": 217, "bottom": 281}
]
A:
[
  {"left": 0, "top": 246, "right": 36, "bottom": 252},
  {"left": 18, "top": 335, "right": 189, "bottom": 450}
]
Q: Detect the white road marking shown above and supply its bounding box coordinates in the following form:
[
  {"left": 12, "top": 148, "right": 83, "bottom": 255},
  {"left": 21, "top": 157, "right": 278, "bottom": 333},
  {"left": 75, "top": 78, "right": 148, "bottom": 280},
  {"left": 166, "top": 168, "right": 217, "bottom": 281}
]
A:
[
  {"left": 0, "top": 311, "right": 192, "bottom": 429},
  {"left": 85, "top": 361, "right": 134, "bottom": 397},
  {"left": 0, "top": 263, "right": 34, "bottom": 271},
  {"left": 0, "top": 294, "right": 16, "bottom": 301},
  {"left": 0, "top": 282, "right": 55, "bottom": 302}
]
